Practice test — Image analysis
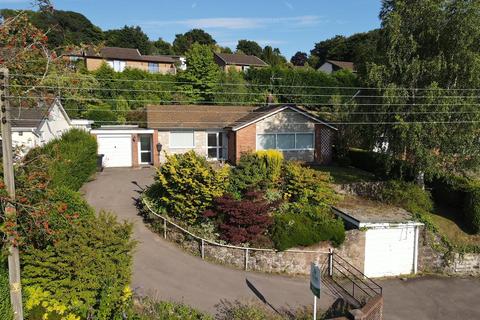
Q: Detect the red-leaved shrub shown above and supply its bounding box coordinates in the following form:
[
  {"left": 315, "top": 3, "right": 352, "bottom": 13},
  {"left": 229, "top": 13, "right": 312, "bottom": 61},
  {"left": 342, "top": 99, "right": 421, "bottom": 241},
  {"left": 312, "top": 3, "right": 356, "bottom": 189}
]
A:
[{"left": 204, "top": 191, "right": 277, "bottom": 245}]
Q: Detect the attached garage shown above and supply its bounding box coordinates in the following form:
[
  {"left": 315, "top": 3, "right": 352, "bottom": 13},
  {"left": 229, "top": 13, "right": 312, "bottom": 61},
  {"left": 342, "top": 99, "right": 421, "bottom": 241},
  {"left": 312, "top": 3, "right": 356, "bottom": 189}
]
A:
[
  {"left": 333, "top": 197, "right": 423, "bottom": 278},
  {"left": 91, "top": 127, "right": 156, "bottom": 168}
]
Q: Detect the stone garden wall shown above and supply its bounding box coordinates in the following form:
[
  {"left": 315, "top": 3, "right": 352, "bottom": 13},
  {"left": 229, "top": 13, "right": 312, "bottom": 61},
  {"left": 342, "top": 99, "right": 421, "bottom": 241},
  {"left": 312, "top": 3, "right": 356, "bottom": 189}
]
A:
[{"left": 162, "top": 222, "right": 366, "bottom": 276}]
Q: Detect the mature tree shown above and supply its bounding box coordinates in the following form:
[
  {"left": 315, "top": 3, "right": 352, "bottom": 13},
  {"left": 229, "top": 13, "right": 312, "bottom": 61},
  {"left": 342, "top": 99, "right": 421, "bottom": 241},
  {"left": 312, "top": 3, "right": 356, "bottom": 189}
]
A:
[
  {"left": 310, "top": 30, "right": 380, "bottom": 68},
  {"left": 261, "top": 46, "right": 287, "bottom": 67},
  {"left": 236, "top": 40, "right": 262, "bottom": 57},
  {"left": 290, "top": 51, "right": 308, "bottom": 66},
  {"left": 0, "top": 9, "right": 103, "bottom": 49},
  {"left": 104, "top": 25, "right": 153, "bottom": 54},
  {"left": 361, "top": 0, "right": 480, "bottom": 179},
  {"left": 152, "top": 38, "right": 174, "bottom": 55},
  {"left": 177, "top": 43, "right": 220, "bottom": 102},
  {"left": 172, "top": 29, "right": 216, "bottom": 54}
]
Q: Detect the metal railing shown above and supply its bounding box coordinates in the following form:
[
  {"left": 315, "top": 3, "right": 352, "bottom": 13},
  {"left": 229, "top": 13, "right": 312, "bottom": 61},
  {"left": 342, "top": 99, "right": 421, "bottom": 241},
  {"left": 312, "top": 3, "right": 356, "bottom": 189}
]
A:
[
  {"left": 142, "top": 198, "right": 329, "bottom": 271},
  {"left": 326, "top": 251, "right": 382, "bottom": 307}
]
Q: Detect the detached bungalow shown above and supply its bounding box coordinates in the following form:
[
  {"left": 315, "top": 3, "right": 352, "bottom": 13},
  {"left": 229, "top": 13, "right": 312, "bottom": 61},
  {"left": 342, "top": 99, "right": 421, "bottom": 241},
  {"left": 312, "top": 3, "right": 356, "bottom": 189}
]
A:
[
  {"left": 7, "top": 98, "right": 73, "bottom": 155},
  {"left": 146, "top": 104, "right": 336, "bottom": 166}
]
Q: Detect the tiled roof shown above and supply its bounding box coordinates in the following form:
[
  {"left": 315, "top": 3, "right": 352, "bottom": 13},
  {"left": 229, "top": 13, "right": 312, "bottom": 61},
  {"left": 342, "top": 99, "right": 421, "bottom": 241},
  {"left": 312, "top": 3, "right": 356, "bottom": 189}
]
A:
[
  {"left": 10, "top": 105, "right": 50, "bottom": 128},
  {"left": 79, "top": 47, "right": 177, "bottom": 63},
  {"left": 214, "top": 52, "right": 268, "bottom": 67},
  {"left": 146, "top": 105, "right": 257, "bottom": 129},
  {"left": 326, "top": 60, "right": 356, "bottom": 72}
]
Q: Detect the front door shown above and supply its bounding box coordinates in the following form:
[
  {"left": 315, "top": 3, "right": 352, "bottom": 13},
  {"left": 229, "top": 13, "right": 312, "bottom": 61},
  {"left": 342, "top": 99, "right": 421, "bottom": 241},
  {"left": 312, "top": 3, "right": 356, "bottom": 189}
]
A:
[
  {"left": 138, "top": 134, "right": 152, "bottom": 164},
  {"left": 207, "top": 132, "right": 226, "bottom": 160}
]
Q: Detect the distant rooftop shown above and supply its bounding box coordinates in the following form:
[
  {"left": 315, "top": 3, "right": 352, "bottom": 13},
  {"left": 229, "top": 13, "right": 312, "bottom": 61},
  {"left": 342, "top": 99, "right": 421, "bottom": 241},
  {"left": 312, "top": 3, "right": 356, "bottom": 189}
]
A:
[
  {"left": 214, "top": 52, "right": 268, "bottom": 67},
  {"left": 325, "top": 59, "right": 356, "bottom": 72},
  {"left": 71, "top": 46, "right": 177, "bottom": 64}
]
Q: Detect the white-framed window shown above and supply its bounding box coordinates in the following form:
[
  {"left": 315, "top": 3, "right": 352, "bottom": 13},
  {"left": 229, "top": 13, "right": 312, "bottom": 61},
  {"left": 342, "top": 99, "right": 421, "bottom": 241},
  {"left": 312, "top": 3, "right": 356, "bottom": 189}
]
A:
[
  {"left": 148, "top": 62, "right": 159, "bottom": 73},
  {"left": 170, "top": 131, "right": 195, "bottom": 148},
  {"left": 257, "top": 132, "right": 314, "bottom": 151},
  {"left": 207, "top": 132, "right": 226, "bottom": 160},
  {"left": 107, "top": 60, "right": 126, "bottom": 72}
]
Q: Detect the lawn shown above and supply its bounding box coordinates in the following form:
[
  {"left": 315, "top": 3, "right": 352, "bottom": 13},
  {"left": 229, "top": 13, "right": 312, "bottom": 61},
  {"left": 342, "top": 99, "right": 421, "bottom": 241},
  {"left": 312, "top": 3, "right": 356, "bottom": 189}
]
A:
[
  {"left": 428, "top": 205, "right": 480, "bottom": 248},
  {"left": 313, "top": 165, "right": 378, "bottom": 185}
]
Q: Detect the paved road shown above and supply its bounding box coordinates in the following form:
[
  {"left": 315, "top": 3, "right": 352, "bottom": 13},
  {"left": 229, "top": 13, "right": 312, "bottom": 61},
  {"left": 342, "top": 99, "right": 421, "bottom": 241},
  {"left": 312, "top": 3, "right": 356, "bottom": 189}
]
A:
[{"left": 83, "top": 167, "right": 480, "bottom": 319}]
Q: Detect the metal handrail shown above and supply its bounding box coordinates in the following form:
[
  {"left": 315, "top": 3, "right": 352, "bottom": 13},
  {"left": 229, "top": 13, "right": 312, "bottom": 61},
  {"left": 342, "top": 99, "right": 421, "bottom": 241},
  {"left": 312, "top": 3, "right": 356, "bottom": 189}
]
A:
[
  {"left": 332, "top": 265, "right": 375, "bottom": 300},
  {"left": 333, "top": 252, "right": 383, "bottom": 293},
  {"left": 143, "top": 197, "right": 330, "bottom": 254},
  {"left": 332, "top": 258, "right": 382, "bottom": 296}
]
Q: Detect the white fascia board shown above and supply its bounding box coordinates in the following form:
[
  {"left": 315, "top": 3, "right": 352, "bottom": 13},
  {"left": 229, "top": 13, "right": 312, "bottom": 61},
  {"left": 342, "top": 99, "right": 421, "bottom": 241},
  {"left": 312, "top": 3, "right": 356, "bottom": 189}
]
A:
[
  {"left": 359, "top": 221, "right": 425, "bottom": 229},
  {"left": 91, "top": 129, "right": 154, "bottom": 134}
]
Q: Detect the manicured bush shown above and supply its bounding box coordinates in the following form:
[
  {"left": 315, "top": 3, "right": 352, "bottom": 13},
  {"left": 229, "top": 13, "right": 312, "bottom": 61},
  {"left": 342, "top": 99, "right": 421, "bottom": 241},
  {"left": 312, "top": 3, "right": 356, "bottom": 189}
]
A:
[
  {"left": 228, "top": 152, "right": 282, "bottom": 194},
  {"left": 22, "top": 212, "right": 135, "bottom": 320},
  {"left": 204, "top": 191, "right": 276, "bottom": 246},
  {"left": 0, "top": 260, "right": 13, "bottom": 320},
  {"left": 25, "top": 128, "right": 97, "bottom": 191},
  {"left": 282, "top": 162, "right": 337, "bottom": 207},
  {"left": 146, "top": 151, "right": 228, "bottom": 224},
  {"left": 255, "top": 150, "right": 283, "bottom": 182},
  {"left": 272, "top": 203, "right": 345, "bottom": 251},
  {"left": 133, "top": 297, "right": 212, "bottom": 320}
]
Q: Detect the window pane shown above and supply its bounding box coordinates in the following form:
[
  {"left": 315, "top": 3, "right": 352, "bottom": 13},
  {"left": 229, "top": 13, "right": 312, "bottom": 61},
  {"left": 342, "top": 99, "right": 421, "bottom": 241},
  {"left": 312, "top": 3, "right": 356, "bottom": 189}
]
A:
[
  {"left": 208, "top": 133, "right": 218, "bottom": 147},
  {"left": 141, "top": 152, "right": 151, "bottom": 163},
  {"left": 277, "top": 134, "right": 295, "bottom": 150},
  {"left": 218, "top": 133, "right": 223, "bottom": 146},
  {"left": 140, "top": 136, "right": 151, "bottom": 150},
  {"left": 208, "top": 148, "right": 217, "bottom": 158},
  {"left": 171, "top": 131, "right": 194, "bottom": 148},
  {"left": 258, "top": 134, "right": 275, "bottom": 150},
  {"left": 296, "top": 133, "right": 314, "bottom": 149}
]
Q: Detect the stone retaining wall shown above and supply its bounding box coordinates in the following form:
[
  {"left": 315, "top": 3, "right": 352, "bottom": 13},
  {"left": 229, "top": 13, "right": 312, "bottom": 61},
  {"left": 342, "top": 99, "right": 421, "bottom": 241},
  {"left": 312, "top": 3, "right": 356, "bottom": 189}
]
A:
[{"left": 159, "top": 220, "right": 366, "bottom": 275}]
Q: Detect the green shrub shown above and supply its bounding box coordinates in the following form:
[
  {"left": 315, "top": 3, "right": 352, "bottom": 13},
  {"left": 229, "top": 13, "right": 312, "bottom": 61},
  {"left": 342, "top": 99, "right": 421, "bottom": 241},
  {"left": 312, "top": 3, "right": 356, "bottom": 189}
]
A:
[
  {"left": 22, "top": 212, "right": 135, "bottom": 320},
  {"left": 254, "top": 150, "right": 283, "bottom": 182},
  {"left": 464, "top": 185, "right": 480, "bottom": 234},
  {"left": 272, "top": 203, "right": 345, "bottom": 251},
  {"left": 133, "top": 297, "right": 212, "bottom": 320},
  {"left": 0, "top": 260, "right": 13, "bottom": 320},
  {"left": 282, "top": 162, "right": 338, "bottom": 207},
  {"left": 347, "top": 148, "right": 415, "bottom": 180},
  {"left": 146, "top": 151, "right": 228, "bottom": 224},
  {"left": 376, "top": 180, "right": 434, "bottom": 214},
  {"left": 25, "top": 128, "right": 97, "bottom": 191},
  {"left": 215, "top": 300, "right": 313, "bottom": 320},
  {"left": 228, "top": 152, "right": 280, "bottom": 194}
]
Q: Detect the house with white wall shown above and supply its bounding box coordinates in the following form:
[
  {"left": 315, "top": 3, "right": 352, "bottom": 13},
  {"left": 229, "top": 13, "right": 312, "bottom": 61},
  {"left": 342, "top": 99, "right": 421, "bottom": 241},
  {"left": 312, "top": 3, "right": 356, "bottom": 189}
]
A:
[{"left": 9, "top": 98, "right": 76, "bottom": 155}]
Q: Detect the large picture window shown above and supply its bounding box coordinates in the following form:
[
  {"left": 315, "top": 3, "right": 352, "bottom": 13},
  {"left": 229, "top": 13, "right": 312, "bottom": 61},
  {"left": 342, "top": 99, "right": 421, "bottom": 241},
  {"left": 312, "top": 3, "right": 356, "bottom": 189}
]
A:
[
  {"left": 148, "top": 62, "right": 159, "bottom": 73},
  {"left": 207, "top": 132, "right": 226, "bottom": 160},
  {"left": 257, "top": 133, "right": 314, "bottom": 151},
  {"left": 170, "top": 131, "right": 195, "bottom": 148}
]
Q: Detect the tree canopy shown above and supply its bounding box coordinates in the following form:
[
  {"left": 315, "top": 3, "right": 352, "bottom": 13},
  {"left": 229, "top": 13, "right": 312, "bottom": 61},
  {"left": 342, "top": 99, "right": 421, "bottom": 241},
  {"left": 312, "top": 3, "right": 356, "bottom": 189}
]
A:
[
  {"left": 172, "top": 29, "right": 216, "bottom": 54},
  {"left": 104, "top": 25, "right": 153, "bottom": 54},
  {"left": 360, "top": 0, "right": 480, "bottom": 178},
  {"left": 290, "top": 51, "right": 308, "bottom": 66},
  {"left": 236, "top": 40, "right": 263, "bottom": 57}
]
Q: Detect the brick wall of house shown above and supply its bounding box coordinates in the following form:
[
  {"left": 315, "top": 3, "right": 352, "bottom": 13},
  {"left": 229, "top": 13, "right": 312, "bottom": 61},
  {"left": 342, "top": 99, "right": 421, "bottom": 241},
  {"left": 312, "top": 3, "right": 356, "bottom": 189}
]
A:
[
  {"left": 233, "top": 124, "right": 256, "bottom": 164},
  {"left": 132, "top": 134, "right": 139, "bottom": 167}
]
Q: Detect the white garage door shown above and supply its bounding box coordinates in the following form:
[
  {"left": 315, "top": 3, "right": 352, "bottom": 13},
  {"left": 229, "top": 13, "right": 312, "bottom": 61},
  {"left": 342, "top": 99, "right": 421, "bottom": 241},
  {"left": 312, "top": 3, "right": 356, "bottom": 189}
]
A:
[
  {"left": 97, "top": 134, "right": 132, "bottom": 167},
  {"left": 364, "top": 227, "right": 416, "bottom": 277}
]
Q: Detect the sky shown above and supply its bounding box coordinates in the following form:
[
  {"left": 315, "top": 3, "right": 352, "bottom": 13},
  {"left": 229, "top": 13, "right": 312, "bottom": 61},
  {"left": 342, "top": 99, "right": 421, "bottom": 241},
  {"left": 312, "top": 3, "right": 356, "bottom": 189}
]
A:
[{"left": 0, "top": 0, "right": 382, "bottom": 58}]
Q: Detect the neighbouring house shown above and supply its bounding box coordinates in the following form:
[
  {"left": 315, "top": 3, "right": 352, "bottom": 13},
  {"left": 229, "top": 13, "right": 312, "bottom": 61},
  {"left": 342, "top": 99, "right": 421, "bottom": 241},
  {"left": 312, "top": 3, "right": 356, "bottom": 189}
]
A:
[
  {"left": 8, "top": 98, "right": 74, "bottom": 154},
  {"left": 71, "top": 119, "right": 94, "bottom": 131},
  {"left": 214, "top": 52, "right": 268, "bottom": 72},
  {"left": 318, "top": 59, "right": 356, "bottom": 74},
  {"left": 67, "top": 47, "right": 178, "bottom": 74}
]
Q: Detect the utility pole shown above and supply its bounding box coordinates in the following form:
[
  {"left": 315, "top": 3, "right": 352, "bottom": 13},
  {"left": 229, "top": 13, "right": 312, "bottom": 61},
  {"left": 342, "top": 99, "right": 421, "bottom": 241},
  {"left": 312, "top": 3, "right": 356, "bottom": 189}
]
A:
[{"left": 1, "top": 68, "right": 24, "bottom": 320}]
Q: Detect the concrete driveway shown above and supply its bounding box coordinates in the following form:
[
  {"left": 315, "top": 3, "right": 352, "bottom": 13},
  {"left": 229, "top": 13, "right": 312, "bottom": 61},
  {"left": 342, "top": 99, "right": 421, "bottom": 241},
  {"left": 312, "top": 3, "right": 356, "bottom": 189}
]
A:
[{"left": 82, "top": 167, "right": 480, "bottom": 319}]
